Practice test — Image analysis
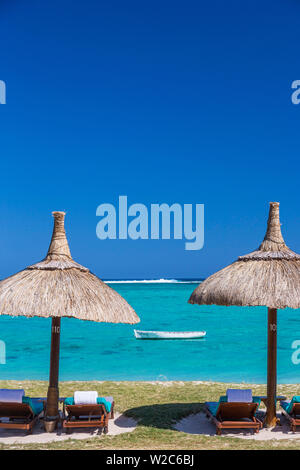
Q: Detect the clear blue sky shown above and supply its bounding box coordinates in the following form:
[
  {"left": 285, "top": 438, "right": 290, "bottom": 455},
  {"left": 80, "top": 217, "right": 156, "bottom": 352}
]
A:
[{"left": 0, "top": 0, "right": 300, "bottom": 279}]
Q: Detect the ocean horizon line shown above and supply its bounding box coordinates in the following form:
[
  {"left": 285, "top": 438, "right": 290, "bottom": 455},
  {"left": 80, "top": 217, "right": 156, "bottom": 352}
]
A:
[{"left": 104, "top": 278, "right": 204, "bottom": 284}]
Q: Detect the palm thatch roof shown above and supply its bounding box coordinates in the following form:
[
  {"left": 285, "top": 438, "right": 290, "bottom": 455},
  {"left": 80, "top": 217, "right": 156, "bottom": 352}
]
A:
[
  {"left": 0, "top": 212, "right": 140, "bottom": 323},
  {"left": 189, "top": 202, "right": 300, "bottom": 309}
]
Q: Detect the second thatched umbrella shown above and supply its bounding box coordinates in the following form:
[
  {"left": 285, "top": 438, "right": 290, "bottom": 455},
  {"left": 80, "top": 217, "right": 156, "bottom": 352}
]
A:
[
  {"left": 0, "top": 211, "right": 140, "bottom": 431},
  {"left": 189, "top": 202, "right": 300, "bottom": 427}
]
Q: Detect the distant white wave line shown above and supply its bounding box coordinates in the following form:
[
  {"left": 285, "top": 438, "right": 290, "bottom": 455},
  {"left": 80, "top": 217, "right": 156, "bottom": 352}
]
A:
[{"left": 105, "top": 279, "right": 202, "bottom": 284}]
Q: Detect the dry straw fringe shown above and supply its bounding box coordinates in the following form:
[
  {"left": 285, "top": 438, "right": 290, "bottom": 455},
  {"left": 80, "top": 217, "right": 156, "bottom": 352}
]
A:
[
  {"left": 189, "top": 202, "right": 300, "bottom": 309},
  {"left": 0, "top": 212, "right": 140, "bottom": 323}
]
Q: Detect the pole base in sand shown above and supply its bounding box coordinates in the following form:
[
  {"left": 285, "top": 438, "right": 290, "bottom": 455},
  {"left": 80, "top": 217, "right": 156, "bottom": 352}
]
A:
[
  {"left": 264, "top": 414, "right": 278, "bottom": 428},
  {"left": 44, "top": 386, "right": 60, "bottom": 432},
  {"left": 44, "top": 419, "right": 58, "bottom": 433}
]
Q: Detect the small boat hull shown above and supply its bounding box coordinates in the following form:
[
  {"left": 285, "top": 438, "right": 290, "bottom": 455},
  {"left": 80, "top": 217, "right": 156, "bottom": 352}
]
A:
[{"left": 134, "top": 330, "right": 206, "bottom": 340}]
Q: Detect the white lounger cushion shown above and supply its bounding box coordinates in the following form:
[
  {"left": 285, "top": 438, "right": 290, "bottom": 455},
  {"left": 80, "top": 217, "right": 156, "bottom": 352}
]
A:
[
  {"left": 226, "top": 389, "right": 252, "bottom": 403},
  {"left": 74, "top": 391, "right": 98, "bottom": 405},
  {"left": 0, "top": 389, "right": 25, "bottom": 403}
]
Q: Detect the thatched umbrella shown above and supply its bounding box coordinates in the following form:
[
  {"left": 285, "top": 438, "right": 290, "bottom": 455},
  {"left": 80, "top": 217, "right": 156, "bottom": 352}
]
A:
[
  {"left": 0, "top": 211, "right": 139, "bottom": 431},
  {"left": 189, "top": 202, "right": 300, "bottom": 427}
]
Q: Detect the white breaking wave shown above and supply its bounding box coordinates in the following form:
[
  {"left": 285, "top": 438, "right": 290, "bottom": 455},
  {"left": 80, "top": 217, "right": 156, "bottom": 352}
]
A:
[{"left": 105, "top": 279, "right": 202, "bottom": 284}]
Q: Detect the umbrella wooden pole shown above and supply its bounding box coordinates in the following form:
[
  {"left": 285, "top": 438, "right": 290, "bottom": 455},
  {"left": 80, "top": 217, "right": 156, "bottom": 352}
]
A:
[
  {"left": 45, "top": 317, "right": 61, "bottom": 432},
  {"left": 265, "top": 308, "right": 277, "bottom": 427}
]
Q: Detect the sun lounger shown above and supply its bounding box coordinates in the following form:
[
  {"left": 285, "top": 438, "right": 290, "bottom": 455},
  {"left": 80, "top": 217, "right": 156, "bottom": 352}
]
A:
[
  {"left": 62, "top": 392, "right": 115, "bottom": 434},
  {"left": 63, "top": 403, "right": 109, "bottom": 434},
  {"left": 205, "top": 389, "right": 263, "bottom": 435},
  {"left": 0, "top": 390, "right": 44, "bottom": 434},
  {"left": 280, "top": 397, "right": 300, "bottom": 432}
]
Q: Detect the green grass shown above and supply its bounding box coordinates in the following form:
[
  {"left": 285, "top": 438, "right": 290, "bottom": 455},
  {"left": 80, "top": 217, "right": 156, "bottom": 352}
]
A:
[{"left": 0, "top": 380, "right": 300, "bottom": 450}]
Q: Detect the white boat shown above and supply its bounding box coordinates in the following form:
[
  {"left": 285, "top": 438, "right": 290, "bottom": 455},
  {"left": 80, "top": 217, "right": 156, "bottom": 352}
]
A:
[{"left": 134, "top": 329, "right": 206, "bottom": 340}]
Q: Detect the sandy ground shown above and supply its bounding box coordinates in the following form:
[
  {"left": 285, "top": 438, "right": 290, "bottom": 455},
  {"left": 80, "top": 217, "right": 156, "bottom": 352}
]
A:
[
  {"left": 0, "top": 412, "right": 137, "bottom": 444},
  {"left": 174, "top": 411, "right": 300, "bottom": 441}
]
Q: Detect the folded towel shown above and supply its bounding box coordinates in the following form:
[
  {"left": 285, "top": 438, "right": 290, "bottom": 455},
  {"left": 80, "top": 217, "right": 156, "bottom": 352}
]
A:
[
  {"left": 0, "top": 389, "right": 25, "bottom": 403},
  {"left": 97, "top": 397, "right": 112, "bottom": 413},
  {"left": 104, "top": 396, "right": 114, "bottom": 404},
  {"left": 22, "top": 397, "right": 44, "bottom": 416},
  {"left": 283, "top": 396, "right": 300, "bottom": 414},
  {"left": 226, "top": 389, "right": 252, "bottom": 403},
  {"left": 205, "top": 401, "right": 219, "bottom": 417},
  {"left": 280, "top": 400, "right": 291, "bottom": 413},
  {"left": 74, "top": 391, "right": 98, "bottom": 405}
]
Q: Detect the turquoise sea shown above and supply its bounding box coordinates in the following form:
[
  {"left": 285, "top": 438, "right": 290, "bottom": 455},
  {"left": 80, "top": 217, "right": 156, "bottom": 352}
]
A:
[{"left": 0, "top": 280, "right": 299, "bottom": 384}]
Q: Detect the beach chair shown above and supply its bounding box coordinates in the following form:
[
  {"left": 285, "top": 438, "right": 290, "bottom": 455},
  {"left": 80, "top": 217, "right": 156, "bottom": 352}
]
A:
[
  {"left": 62, "top": 391, "right": 114, "bottom": 434},
  {"left": 0, "top": 389, "right": 44, "bottom": 434},
  {"left": 280, "top": 397, "right": 300, "bottom": 432},
  {"left": 204, "top": 389, "right": 263, "bottom": 435}
]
